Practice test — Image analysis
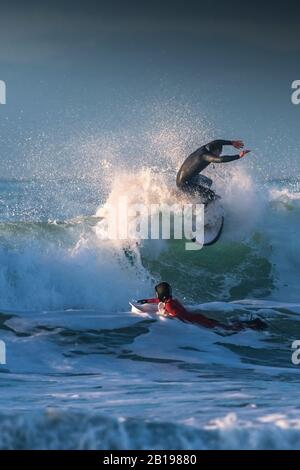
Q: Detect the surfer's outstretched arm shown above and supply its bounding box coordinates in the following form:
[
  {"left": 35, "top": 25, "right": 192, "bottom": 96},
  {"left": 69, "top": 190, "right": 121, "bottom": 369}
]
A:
[
  {"left": 207, "top": 139, "right": 233, "bottom": 147},
  {"left": 203, "top": 149, "right": 251, "bottom": 164},
  {"left": 137, "top": 298, "right": 159, "bottom": 304},
  {"left": 207, "top": 139, "right": 244, "bottom": 149},
  {"left": 203, "top": 153, "right": 240, "bottom": 163}
]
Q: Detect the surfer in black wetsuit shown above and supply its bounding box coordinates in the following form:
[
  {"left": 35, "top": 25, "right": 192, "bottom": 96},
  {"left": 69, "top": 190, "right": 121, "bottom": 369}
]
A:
[{"left": 176, "top": 140, "right": 250, "bottom": 202}]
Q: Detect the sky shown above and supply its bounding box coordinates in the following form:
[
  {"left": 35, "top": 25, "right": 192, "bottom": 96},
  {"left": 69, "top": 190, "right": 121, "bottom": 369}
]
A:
[{"left": 0, "top": 0, "right": 300, "bottom": 180}]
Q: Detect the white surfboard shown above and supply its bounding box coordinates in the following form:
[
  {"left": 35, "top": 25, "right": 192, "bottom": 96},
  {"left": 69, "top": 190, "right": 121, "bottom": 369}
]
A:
[
  {"left": 129, "top": 301, "right": 158, "bottom": 316},
  {"left": 192, "top": 198, "right": 224, "bottom": 246},
  {"left": 204, "top": 216, "right": 224, "bottom": 246}
]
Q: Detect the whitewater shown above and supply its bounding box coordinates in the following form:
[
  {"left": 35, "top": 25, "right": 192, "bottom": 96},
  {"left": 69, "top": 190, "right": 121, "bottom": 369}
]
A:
[{"left": 0, "top": 139, "right": 300, "bottom": 449}]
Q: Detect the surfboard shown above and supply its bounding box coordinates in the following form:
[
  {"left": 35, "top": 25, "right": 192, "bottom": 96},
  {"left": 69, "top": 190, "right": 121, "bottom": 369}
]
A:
[
  {"left": 203, "top": 215, "right": 224, "bottom": 246},
  {"left": 129, "top": 301, "right": 158, "bottom": 316},
  {"left": 191, "top": 198, "right": 224, "bottom": 247}
]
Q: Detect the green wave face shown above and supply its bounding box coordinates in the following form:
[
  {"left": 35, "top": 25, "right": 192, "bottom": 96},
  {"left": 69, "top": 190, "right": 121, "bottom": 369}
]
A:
[{"left": 140, "top": 238, "right": 274, "bottom": 304}]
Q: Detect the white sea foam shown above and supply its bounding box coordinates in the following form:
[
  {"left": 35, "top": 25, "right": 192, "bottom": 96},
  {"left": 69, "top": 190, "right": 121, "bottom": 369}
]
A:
[{"left": 0, "top": 410, "right": 300, "bottom": 450}]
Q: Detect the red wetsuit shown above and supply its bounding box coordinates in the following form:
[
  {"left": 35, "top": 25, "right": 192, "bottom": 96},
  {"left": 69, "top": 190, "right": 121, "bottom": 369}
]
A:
[
  {"left": 141, "top": 298, "right": 267, "bottom": 331},
  {"left": 144, "top": 297, "right": 227, "bottom": 329}
]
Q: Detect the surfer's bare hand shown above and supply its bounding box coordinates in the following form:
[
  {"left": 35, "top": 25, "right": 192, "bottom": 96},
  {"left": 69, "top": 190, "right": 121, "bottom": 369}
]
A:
[
  {"left": 239, "top": 150, "right": 251, "bottom": 158},
  {"left": 232, "top": 140, "right": 244, "bottom": 149}
]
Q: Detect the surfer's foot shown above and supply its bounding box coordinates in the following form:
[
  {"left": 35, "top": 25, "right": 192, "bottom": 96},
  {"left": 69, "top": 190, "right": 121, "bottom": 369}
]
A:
[{"left": 244, "top": 318, "right": 268, "bottom": 331}]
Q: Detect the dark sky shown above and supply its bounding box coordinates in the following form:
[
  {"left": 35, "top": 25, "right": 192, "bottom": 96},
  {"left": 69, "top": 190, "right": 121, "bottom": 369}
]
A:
[
  {"left": 1, "top": 1, "right": 300, "bottom": 63},
  {"left": 0, "top": 0, "right": 299, "bottom": 179}
]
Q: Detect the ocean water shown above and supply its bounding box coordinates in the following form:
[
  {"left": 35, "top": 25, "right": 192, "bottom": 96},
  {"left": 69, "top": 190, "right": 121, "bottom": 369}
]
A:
[{"left": 0, "top": 167, "right": 300, "bottom": 450}]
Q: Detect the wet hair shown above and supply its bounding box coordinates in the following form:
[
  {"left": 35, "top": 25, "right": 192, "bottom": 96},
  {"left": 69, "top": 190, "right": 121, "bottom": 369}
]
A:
[
  {"left": 155, "top": 282, "right": 172, "bottom": 301},
  {"left": 207, "top": 142, "right": 222, "bottom": 154}
]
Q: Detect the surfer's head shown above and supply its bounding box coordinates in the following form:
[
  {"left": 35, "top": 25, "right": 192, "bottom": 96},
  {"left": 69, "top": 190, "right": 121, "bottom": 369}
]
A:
[
  {"left": 207, "top": 142, "right": 222, "bottom": 156},
  {"left": 155, "top": 282, "right": 172, "bottom": 302}
]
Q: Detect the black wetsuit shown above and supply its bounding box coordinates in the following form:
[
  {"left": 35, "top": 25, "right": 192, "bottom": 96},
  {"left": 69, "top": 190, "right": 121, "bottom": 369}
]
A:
[{"left": 176, "top": 140, "right": 240, "bottom": 202}]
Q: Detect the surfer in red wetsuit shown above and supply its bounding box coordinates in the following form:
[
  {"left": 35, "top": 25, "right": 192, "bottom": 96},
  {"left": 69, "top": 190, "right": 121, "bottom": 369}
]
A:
[{"left": 137, "top": 282, "right": 267, "bottom": 331}]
